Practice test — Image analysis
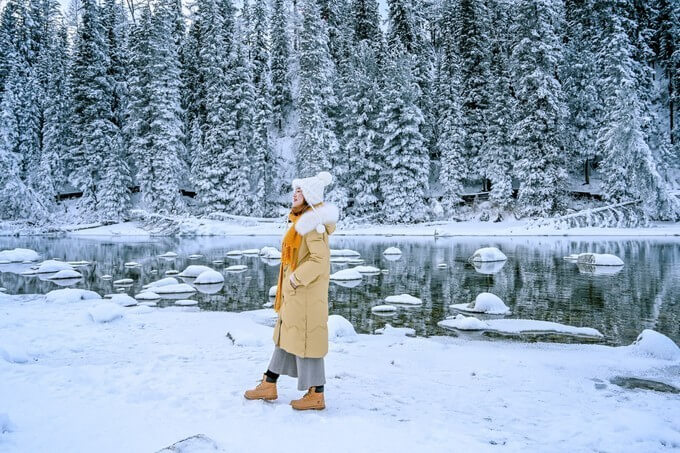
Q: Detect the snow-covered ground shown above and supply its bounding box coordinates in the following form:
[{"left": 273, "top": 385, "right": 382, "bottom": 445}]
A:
[
  {"left": 1, "top": 293, "right": 678, "bottom": 452},
  {"left": 3, "top": 216, "right": 678, "bottom": 238}
]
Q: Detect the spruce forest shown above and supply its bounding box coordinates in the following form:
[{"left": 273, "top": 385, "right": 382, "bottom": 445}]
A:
[{"left": 0, "top": 0, "right": 678, "bottom": 225}]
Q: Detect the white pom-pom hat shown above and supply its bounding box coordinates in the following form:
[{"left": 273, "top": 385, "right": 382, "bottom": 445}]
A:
[{"left": 292, "top": 171, "right": 333, "bottom": 206}]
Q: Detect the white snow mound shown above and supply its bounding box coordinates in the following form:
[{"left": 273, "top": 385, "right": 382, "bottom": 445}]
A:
[
  {"left": 113, "top": 278, "right": 134, "bottom": 285},
  {"left": 330, "top": 249, "right": 361, "bottom": 257},
  {"left": 383, "top": 247, "right": 402, "bottom": 255},
  {"left": 376, "top": 324, "right": 415, "bottom": 337},
  {"left": 0, "top": 345, "right": 31, "bottom": 364},
  {"left": 226, "top": 265, "right": 247, "bottom": 272},
  {"left": 330, "top": 268, "right": 363, "bottom": 281},
  {"left": 469, "top": 247, "right": 507, "bottom": 263},
  {"left": 47, "top": 269, "right": 82, "bottom": 280},
  {"left": 88, "top": 303, "right": 124, "bottom": 323},
  {"left": 0, "top": 413, "right": 15, "bottom": 433},
  {"left": 37, "top": 260, "right": 73, "bottom": 274},
  {"left": 153, "top": 284, "right": 197, "bottom": 295},
  {"left": 328, "top": 315, "right": 358, "bottom": 340},
  {"left": 385, "top": 294, "right": 422, "bottom": 305},
  {"left": 179, "top": 265, "right": 214, "bottom": 278},
  {"left": 451, "top": 292, "right": 511, "bottom": 315},
  {"left": 0, "top": 248, "right": 39, "bottom": 262},
  {"left": 628, "top": 329, "right": 679, "bottom": 361},
  {"left": 259, "top": 246, "right": 281, "bottom": 259},
  {"left": 194, "top": 270, "right": 225, "bottom": 284},
  {"left": 371, "top": 304, "right": 397, "bottom": 313},
  {"left": 352, "top": 265, "right": 380, "bottom": 274},
  {"left": 45, "top": 288, "right": 100, "bottom": 303},
  {"left": 175, "top": 299, "right": 198, "bottom": 306},
  {"left": 135, "top": 291, "right": 160, "bottom": 301},
  {"left": 439, "top": 315, "right": 603, "bottom": 338},
  {"left": 268, "top": 285, "right": 278, "bottom": 297},
  {"left": 143, "top": 277, "right": 179, "bottom": 289},
  {"left": 576, "top": 253, "right": 624, "bottom": 266},
  {"left": 108, "top": 294, "right": 138, "bottom": 307}
]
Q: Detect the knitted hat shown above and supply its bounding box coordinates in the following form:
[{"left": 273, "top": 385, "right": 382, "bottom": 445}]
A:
[{"left": 292, "top": 171, "right": 333, "bottom": 205}]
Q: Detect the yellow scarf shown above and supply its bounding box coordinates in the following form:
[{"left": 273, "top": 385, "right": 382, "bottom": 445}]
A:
[{"left": 274, "top": 206, "right": 306, "bottom": 312}]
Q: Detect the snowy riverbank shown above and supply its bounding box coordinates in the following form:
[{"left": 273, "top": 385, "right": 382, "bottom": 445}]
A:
[
  {"left": 3, "top": 216, "right": 680, "bottom": 238},
  {"left": 1, "top": 293, "right": 678, "bottom": 452}
]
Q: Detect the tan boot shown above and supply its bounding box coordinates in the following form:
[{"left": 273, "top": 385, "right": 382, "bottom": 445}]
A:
[
  {"left": 244, "top": 375, "right": 278, "bottom": 401},
  {"left": 290, "top": 388, "right": 325, "bottom": 410}
]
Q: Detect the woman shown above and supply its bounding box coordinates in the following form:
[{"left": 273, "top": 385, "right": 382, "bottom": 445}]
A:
[{"left": 244, "top": 171, "right": 338, "bottom": 410}]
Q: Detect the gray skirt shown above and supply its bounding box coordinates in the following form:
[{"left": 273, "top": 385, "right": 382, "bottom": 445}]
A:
[{"left": 268, "top": 347, "right": 326, "bottom": 391}]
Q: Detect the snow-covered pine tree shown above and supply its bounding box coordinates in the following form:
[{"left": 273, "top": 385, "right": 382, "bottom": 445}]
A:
[
  {"left": 562, "top": 0, "right": 601, "bottom": 184},
  {"left": 0, "top": 0, "right": 21, "bottom": 96},
  {"left": 270, "top": 0, "right": 292, "bottom": 130},
  {"left": 595, "top": 0, "right": 678, "bottom": 220},
  {"left": 339, "top": 41, "right": 383, "bottom": 219},
  {"left": 453, "top": 0, "right": 492, "bottom": 184},
  {"left": 378, "top": 46, "right": 429, "bottom": 224},
  {"left": 351, "top": 0, "right": 381, "bottom": 49},
  {"left": 295, "top": 0, "right": 337, "bottom": 177},
  {"left": 434, "top": 0, "right": 464, "bottom": 216},
  {"left": 509, "top": 0, "right": 568, "bottom": 218}
]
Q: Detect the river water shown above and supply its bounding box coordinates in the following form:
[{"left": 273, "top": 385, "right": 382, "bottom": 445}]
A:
[{"left": 1, "top": 235, "right": 678, "bottom": 346}]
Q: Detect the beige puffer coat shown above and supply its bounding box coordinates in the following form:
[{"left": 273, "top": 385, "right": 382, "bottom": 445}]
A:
[{"left": 273, "top": 203, "right": 339, "bottom": 358}]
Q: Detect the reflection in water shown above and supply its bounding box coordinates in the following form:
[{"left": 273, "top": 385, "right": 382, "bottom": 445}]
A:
[{"left": 0, "top": 236, "right": 679, "bottom": 346}]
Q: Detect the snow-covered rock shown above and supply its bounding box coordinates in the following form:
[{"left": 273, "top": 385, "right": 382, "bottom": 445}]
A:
[
  {"left": 268, "top": 285, "right": 278, "bottom": 297},
  {"left": 143, "top": 277, "right": 179, "bottom": 289},
  {"left": 439, "top": 315, "right": 603, "bottom": 338},
  {"left": 179, "top": 265, "right": 214, "bottom": 278},
  {"left": 225, "top": 265, "right": 247, "bottom": 272},
  {"left": 563, "top": 253, "right": 585, "bottom": 261},
  {"left": 0, "top": 248, "right": 39, "bottom": 263},
  {"left": 47, "top": 269, "right": 82, "bottom": 280},
  {"left": 113, "top": 278, "right": 134, "bottom": 285},
  {"left": 108, "top": 294, "right": 138, "bottom": 307},
  {"left": 577, "top": 263, "right": 624, "bottom": 276},
  {"left": 469, "top": 247, "right": 507, "bottom": 263},
  {"left": 194, "top": 283, "right": 223, "bottom": 295},
  {"left": 124, "top": 261, "right": 140, "bottom": 268},
  {"left": 628, "top": 329, "right": 679, "bottom": 361},
  {"left": 371, "top": 304, "right": 397, "bottom": 313},
  {"left": 0, "top": 287, "right": 6, "bottom": 293},
  {"left": 242, "top": 249, "right": 260, "bottom": 255},
  {"left": 472, "top": 261, "right": 506, "bottom": 275},
  {"left": 127, "top": 305, "right": 155, "bottom": 315},
  {"left": 259, "top": 246, "right": 281, "bottom": 259},
  {"left": 156, "top": 434, "right": 224, "bottom": 453},
  {"left": 437, "top": 263, "right": 448, "bottom": 269},
  {"left": 330, "top": 268, "right": 363, "bottom": 281},
  {"left": 45, "top": 288, "right": 100, "bottom": 304},
  {"left": 153, "top": 284, "right": 197, "bottom": 295},
  {"left": 194, "top": 270, "right": 225, "bottom": 284},
  {"left": 159, "top": 251, "right": 178, "bottom": 259},
  {"left": 576, "top": 253, "right": 624, "bottom": 266},
  {"left": 88, "top": 303, "right": 124, "bottom": 323},
  {"left": 330, "top": 249, "right": 361, "bottom": 257},
  {"left": 383, "top": 247, "right": 402, "bottom": 255},
  {"left": 0, "top": 345, "right": 31, "bottom": 364},
  {"left": 67, "top": 260, "right": 90, "bottom": 267},
  {"left": 175, "top": 299, "right": 198, "bottom": 306},
  {"left": 328, "top": 315, "right": 357, "bottom": 340},
  {"left": 165, "top": 270, "right": 180, "bottom": 276},
  {"left": 226, "top": 250, "right": 243, "bottom": 256},
  {"left": 385, "top": 294, "right": 422, "bottom": 305},
  {"left": 332, "top": 279, "right": 363, "bottom": 288},
  {"left": 135, "top": 291, "right": 161, "bottom": 301},
  {"left": 100, "top": 274, "right": 113, "bottom": 280},
  {"left": 450, "top": 292, "right": 511, "bottom": 315},
  {"left": 352, "top": 265, "right": 380, "bottom": 274},
  {"left": 188, "top": 254, "right": 204, "bottom": 260},
  {"left": 375, "top": 324, "right": 416, "bottom": 337},
  {"left": 212, "top": 260, "right": 223, "bottom": 265},
  {"left": 36, "top": 260, "right": 73, "bottom": 274}
]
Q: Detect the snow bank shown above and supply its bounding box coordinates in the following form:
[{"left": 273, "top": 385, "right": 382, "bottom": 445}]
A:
[
  {"left": 0, "top": 248, "right": 39, "bottom": 262},
  {"left": 469, "top": 247, "right": 507, "bottom": 263},
  {"left": 259, "top": 246, "right": 281, "bottom": 259},
  {"left": 352, "top": 265, "right": 380, "bottom": 274},
  {"left": 385, "top": 294, "right": 422, "bottom": 305},
  {"left": 330, "top": 249, "right": 361, "bottom": 257},
  {"left": 330, "top": 268, "right": 363, "bottom": 281},
  {"left": 450, "top": 292, "right": 511, "bottom": 315},
  {"left": 108, "top": 294, "right": 137, "bottom": 307},
  {"left": 577, "top": 253, "right": 624, "bottom": 266},
  {"left": 143, "top": 277, "right": 179, "bottom": 289},
  {"left": 439, "top": 315, "right": 603, "bottom": 338},
  {"left": 88, "top": 303, "right": 124, "bottom": 323},
  {"left": 127, "top": 305, "right": 155, "bottom": 315},
  {"left": 371, "top": 304, "right": 397, "bottom": 313},
  {"left": 194, "top": 270, "right": 225, "bottom": 285},
  {"left": 628, "top": 329, "right": 680, "bottom": 361},
  {"left": 328, "top": 315, "right": 357, "bottom": 340},
  {"left": 47, "top": 269, "right": 82, "bottom": 280},
  {"left": 45, "top": 288, "right": 100, "bottom": 304},
  {"left": 225, "top": 265, "right": 247, "bottom": 272},
  {"left": 179, "top": 265, "right": 214, "bottom": 278},
  {"left": 153, "top": 284, "right": 197, "bottom": 295}
]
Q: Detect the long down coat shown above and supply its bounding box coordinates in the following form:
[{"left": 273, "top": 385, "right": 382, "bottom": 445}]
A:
[{"left": 273, "top": 203, "right": 339, "bottom": 358}]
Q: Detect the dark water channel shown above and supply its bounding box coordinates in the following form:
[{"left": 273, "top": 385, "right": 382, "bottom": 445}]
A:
[{"left": 0, "top": 235, "right": 678, "bottom": 346}]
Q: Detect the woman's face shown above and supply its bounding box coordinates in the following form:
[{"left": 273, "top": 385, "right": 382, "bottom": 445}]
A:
[{"left": 292, "top": 187, "right": 305, "bottom": 207}]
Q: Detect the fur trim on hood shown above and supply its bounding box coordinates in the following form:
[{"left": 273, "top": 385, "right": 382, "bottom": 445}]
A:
[{"left": 295, "top": 203, "right": 339, "bottom": 235}]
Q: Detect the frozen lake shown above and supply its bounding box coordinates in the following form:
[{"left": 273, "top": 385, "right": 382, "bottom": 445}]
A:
[{"left": 0, "top": 235, "right": 678, "bottom": 346}]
